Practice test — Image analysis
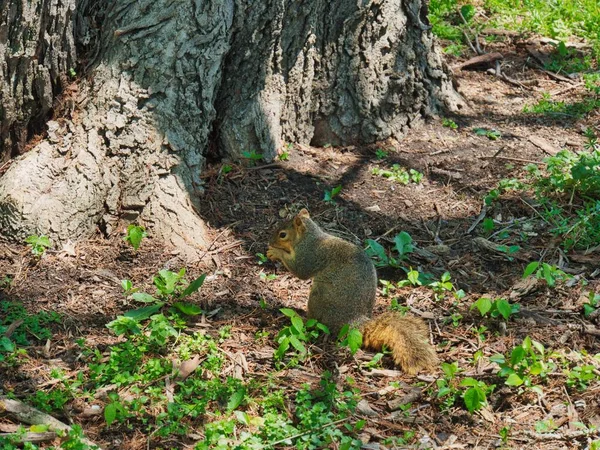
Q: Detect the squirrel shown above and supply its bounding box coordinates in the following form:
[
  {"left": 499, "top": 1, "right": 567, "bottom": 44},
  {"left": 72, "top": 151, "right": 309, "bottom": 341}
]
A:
[{"left": 267, "top": 208, "right": 438, "bottom": 375}]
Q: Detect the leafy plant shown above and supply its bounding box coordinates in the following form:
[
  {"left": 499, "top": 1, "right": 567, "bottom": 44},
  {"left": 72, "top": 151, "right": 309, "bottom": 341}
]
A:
[
  {"left": 471, "top": 297, "right": 519, "bottom": 320},
  {"left": 337, "top": 325, "right": 363, "bottom": 355},
  {"left": 375, "top": 148, "right": 388, "bottom": 159},
  {"left": 372, "top": 164, "right": 423, "bottom": 184},
  {"left": 473, "top": 127, "right": 501, "bottom": 140},
  {"left": 123, "top": 224, "right": 147, "bottom": 250},
  {"left": 491, "top": 336, "right": 555, "bottom": 395},
  {"left": 25, "top": 234, "right": 52, "bottom": 257},
  {"left": 104, "top": 392, "right": 128, "bottom": 426},
  {"left": 442, "top": 118, "right": 458, "bottom": 129},
  {"left": 324, "top": 185, "right": 342, "bottom": 203},
  {"left": 583, "top": 291, "right": 600, "bottom": 318},
  {"left": 435, "top": 361, "right": 494, "bottom": 413},
  {"left": 275, "top": 309, "right": 329, "bottom": 362},
  {"left": 241, "top": 150, "right": 264, "bottom": 164},
  {"left": 522, "top": 261, "right": 571, "bottom": 288},
  {"left": 365, "top": 232, "right": 414, "bottom": 269}
]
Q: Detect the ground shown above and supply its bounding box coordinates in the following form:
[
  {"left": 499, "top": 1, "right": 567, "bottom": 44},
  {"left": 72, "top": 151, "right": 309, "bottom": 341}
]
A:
[{"left": 1, "top": 33, "right": 600, "bottom": 449}]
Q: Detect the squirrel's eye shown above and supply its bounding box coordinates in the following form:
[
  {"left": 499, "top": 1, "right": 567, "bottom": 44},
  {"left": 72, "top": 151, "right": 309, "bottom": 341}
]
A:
[{"left": 279, "top": 231, "right": 287, "bottom": 239}]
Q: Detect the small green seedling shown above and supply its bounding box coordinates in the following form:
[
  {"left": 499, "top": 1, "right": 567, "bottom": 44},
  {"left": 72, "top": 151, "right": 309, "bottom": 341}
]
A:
[
  {"left": 256, "top": 253, "right": 268, "bottom": 265},
  {"left": 365, "top": 231, "right": 414, "bottom": 269},
  {"left": 522, "top": 261, "right": 571, "bottom": 288},
  {"left": 471, "top": 297, "right": 519, "bottom": 321},
  {"left": 583, "top": 291, "right": 600, "bottom": 318},
  {"left": 337, "top": 324, "right": 363, "bottom": 355},
  {"left": 104, "top": 392, "right": 127, "bottom": 426},
  {"left": 25, "top": 235, "right": 52, "bottom": 257},
  {"left": 375, "top": 148, "right": 388, "bottom": 159},
  {"left": 473, "top": 127, "right": 501, "bottom": 140},
  {"left": 372, "top": 165, "right": 423, "bottom": 185},
  {"left": 324, "top": 185, "right": 342, "bottom": 203},
  {"left": 241, "top": 150, "right": 264, "bottom": 164},
  {"left": 123, "top": 224, "right": 147, "bottom": 250},
  {"left": 275, "top": 309, "right": 329, "bottom": 361},
  {"left": 442, "top": 118, "right": 458, "bottom": 129}
]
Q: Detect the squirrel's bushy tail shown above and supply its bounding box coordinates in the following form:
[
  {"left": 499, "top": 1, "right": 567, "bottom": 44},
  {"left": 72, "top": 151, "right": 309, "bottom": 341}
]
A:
[{"left": 361, "top": 312, "right": 438, "bottom": 375}]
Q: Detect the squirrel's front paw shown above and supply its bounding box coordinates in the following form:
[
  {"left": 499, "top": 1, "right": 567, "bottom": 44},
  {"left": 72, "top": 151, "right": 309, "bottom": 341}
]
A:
[{"left": 266, "top": 247, "right": 278, "bottom": 261}]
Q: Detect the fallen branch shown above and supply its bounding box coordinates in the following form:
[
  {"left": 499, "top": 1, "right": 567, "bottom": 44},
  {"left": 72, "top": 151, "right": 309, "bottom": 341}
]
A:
[
  {"left": 0, "top": 431, "right": 58, "bottom": 444},
  {"left": 0, "top": 397, "right": 102, "bottom": 449},
  {"left": 456, "top": 52, "right": 504, "bottom": 71}
]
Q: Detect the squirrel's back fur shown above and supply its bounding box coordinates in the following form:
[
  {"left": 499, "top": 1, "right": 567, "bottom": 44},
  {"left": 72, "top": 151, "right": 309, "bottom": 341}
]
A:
[{"left": 267, "top": 208, "right": 438, "bottom": 375}]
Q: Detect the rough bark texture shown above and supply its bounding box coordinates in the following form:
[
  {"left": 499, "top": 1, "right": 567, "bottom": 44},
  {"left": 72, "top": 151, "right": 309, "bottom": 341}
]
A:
[
  {"left": 217, "top": 0, "right": 463, "bottom": 159},
  {"left": 0, "top": 0, "right": 76, "bottom": 160},
  {"left": 0, "top": 0, "right": 462, "bottom": 256}
]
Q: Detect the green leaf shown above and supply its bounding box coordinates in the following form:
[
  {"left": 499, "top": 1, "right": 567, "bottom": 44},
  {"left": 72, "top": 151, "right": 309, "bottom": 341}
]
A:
[
  {"left": 105, "top": 403, "right": 117, "bottom": 426},
  {"left": 542, "top": 263, "right": 555, "bottom": 286},
  {"left": 510, "top": 346, "right": 526, "bottom": 366},
  {"left": 346, "top": 328, "right": 363, "bottom": 355},
  {"left": 173, "top": 302, "right": 203, "bottom": 316},
  {"left": 471, "top": 297, "right": 492, "bottom": 316},
  {"left": 121, "top": 279, "right": 133, "bottom": 292},
  {"left": 441, "top": 362, "right": 458, "bottom": 379},
  {"left": 495, "top": 299, "right": 512, "bottom": 320},
  {"left": 154, "top": 269, "right": 182, "bottom": 295},
  {"left": 280, "top": 308, "right": 297, "bottom": 318},
  {"left": 316, "top": 323, "right": 330, "bottom": 334},
  {"left": 124, "top": 224, "right": 146, "bottom": 250},
  {"left": 460, "top": 4, "right": 476, "bottom": 22},
  {"left": 522, "top": 336, "right": 532, "bottom": 351},
  {"left": 0, "top": 336, "right": 15, "bottom": 352},
  {"left": 124, "top": 304, "right": 163, "bottom": 321},
  {"left": 583, "top": 303, "right": 596, "bottom": 317},
  {"left": 463, "top": 387, "right": 485, "bottom": 412},
  {"left": 531, "top": 339, "right": 545, "bottom": 356},
  {"left": 529, "top": 361, "right": 544, "bottom": 376},
  {"left": 291, "top": 316, "right": 304, "bottom": 333},
  {"left": 181, "top": 274, "right": 206, "bottom": 298},
  {"left": 275, "top": 337, "right": 290, "bottom": 359},
  {"left": 489, "top": 354, "right": 505, "bottom": 364},
  {"left": 407, "top": 269, "right": 421, "bottom": 285},
  {"left": 338, "top": 324, "right": 350, "bottom": 340},
  {"left": 505, "top": 373, "right": 524, "bottom": 386},
  {"left": 459, "top": 377, "right": 479, "bottom": 387},
  {"left": 523, "top": 261, "right": 539, "bottom": 278},
  {"left": 29, "top": 424, "right": 50, "bottom": 433},
  {"left": 393, "top": 232, "right": 414, "bottom": 256},
  {"left": 131, "top": 292, "right": 157, "bottom": 303},
  {"left": 365, "top": 239, "right": 388, "bottom": 265},
  {"left": 227, "top": 388, "right": 246, "bottom": 411},
  {"left": 289, "top": 335, "right": 307, "bottom": 354}
]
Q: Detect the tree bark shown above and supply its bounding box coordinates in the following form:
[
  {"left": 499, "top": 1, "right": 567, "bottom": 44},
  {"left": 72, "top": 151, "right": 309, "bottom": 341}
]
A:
[
  {"left": 0, "top": 0, "right": 462, "bottom": 257},
  {"left": 0, "top": 0, "right": 76, "bottom": 160}
]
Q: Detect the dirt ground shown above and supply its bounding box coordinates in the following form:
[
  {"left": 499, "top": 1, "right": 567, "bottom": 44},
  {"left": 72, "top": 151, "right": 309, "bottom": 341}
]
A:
[{"left": 1, "top": 35, "right": 599, "bottom": 449}]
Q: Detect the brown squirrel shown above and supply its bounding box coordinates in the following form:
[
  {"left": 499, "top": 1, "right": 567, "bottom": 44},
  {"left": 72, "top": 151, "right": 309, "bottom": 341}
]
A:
[{"left": 267, "top": 208, "right": 438, "bottom": 374}]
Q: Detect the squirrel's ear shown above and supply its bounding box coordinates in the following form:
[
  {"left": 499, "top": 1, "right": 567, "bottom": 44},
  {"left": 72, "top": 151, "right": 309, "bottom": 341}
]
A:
[{"left": 297, "top": 208, "right": 310, "bottom": 219}]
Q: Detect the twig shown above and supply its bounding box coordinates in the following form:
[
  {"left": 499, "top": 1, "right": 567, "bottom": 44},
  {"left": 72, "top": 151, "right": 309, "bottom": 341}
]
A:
[
  {"left": 478, "top": 155, "right": 543, "bottom": 164},
  {"left": 467, "top": 203, "right": 487, "bottom": 234},
  {"left": 244, "top": 163, "right": 283, "bottom": 171},
  {"left": 458, "top": 9, "right": 483, "bottom": 55}
]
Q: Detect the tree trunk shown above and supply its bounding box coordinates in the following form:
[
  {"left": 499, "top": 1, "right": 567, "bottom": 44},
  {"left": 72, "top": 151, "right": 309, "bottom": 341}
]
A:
[{"left": 0, "top": 0, "right": 462, "bottom": 257}]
